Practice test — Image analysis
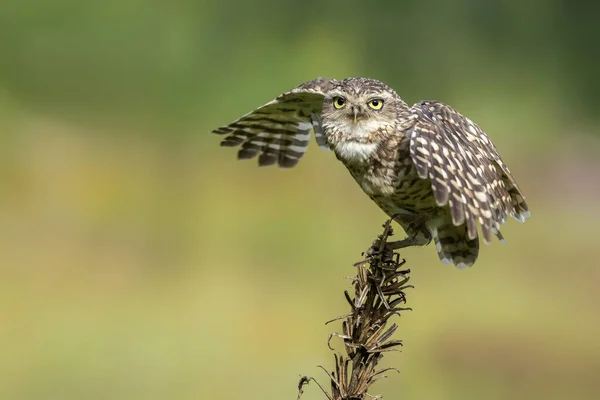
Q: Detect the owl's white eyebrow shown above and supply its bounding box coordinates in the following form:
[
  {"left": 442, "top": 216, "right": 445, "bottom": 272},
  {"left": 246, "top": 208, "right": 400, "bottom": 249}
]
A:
[{"left": 326, "top": 91, "right": 345, "bottom": 98}]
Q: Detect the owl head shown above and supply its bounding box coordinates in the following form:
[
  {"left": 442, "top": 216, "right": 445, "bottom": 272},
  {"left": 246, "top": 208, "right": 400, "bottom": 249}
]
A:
[{"left": 320, "top": 78, "right": 406, "bottom": 160}]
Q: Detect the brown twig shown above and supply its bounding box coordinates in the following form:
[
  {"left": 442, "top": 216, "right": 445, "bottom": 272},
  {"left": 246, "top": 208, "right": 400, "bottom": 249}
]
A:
[{"left": 298, "top": 219, "right": 412, "bottom": 399}]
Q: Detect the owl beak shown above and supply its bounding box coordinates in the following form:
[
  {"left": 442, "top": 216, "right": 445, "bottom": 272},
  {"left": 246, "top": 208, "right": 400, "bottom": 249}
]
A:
[{"left": 352, "top": 108, "right": 359, "bottom": 124}]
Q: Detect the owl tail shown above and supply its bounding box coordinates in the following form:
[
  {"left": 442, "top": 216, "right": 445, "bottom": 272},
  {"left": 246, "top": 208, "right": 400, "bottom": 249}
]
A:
[{"left": 432, "top": 223, "right": 479, "bottom": 269}]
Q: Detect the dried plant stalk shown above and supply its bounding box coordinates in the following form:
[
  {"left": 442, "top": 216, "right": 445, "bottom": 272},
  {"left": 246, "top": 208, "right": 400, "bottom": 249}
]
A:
[{"left": 298, "top": 219, "right": 413, "bottom": 400}]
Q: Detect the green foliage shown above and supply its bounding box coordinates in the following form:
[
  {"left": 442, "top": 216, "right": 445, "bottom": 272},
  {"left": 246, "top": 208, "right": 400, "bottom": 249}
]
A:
[{"left": 1, "top": 0, "right": 599, "bottom": 130}]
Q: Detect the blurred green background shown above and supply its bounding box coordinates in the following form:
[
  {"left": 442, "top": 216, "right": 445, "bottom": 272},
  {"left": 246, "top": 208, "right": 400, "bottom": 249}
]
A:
[{"left": 1, "top": 1, "right": 599, "bottom": 399}]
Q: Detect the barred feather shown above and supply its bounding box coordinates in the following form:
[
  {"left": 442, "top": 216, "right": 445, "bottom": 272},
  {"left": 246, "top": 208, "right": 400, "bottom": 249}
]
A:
[
  {"left": 212, "top": 78, "right": 334, "bottom": 168},
  {"left": 409, "top": 101, "right": 529, "bottom": 252},
  {"left": 432, "top": 223, "right": 480, "bottom": 268}
]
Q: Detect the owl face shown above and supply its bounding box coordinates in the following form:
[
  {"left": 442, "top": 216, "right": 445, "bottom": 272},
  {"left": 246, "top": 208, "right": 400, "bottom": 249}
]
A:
[{"left": 321, "top": 78, "right": 401, "bottom": 160}]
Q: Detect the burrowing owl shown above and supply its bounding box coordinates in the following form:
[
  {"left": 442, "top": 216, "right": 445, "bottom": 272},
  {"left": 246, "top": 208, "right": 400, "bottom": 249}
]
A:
[{"left": 212, "top": 77, "right": 530, "bottom": 268}]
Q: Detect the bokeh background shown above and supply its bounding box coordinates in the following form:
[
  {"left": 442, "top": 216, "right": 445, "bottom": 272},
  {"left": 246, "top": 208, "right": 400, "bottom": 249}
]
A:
[{"left": 2, "top": 1, "right": 600, "bottom": 399}]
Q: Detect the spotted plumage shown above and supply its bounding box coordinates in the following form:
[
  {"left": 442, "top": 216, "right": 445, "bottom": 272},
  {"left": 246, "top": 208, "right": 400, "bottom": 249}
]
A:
[{"left": 212, "top": 77, "right": 530, "bottom": 268}]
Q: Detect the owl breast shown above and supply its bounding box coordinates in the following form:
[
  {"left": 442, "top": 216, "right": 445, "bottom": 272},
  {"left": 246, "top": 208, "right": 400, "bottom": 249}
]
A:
[{"left": 341, "top": 135, "right": 439, "bottom": 218}]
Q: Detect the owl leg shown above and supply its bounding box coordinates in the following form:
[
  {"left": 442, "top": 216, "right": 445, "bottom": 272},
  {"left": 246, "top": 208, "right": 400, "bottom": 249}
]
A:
[
  {"left": 367, "top": 232, "right": 424, "bottom": 257},
  {"left": 386, "top": 236, "right": 425, "bottom": 249},
  {"left": 392, "top": 212, "right": 432, "bottom": 246},
  {"left": 366, "top": 213, "right": 430, "bottom": 256}
]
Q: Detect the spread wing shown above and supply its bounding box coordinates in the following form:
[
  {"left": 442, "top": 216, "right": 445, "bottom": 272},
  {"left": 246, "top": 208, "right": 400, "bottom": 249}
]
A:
[
  {"left": 408, "top": 101, "right": 530, "bottom": 243},
  {"left": 212, "top": 78, "right": 335, "bottom": 168}
]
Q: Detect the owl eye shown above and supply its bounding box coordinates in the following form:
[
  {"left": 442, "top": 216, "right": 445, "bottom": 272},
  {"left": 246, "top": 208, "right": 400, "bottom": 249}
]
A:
[
  {"left": 368, "top": 99, "right": 384, "bottom": 110},
  {"left": 333, "top": 96, "right": 346, "bottom": 109}
]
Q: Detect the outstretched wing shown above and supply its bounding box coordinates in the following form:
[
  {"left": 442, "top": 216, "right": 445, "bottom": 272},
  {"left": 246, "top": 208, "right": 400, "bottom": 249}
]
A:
[
  {"left": 212, "top": 78, "right": 335, "bottom": 168},
  {"left": 408, "top": 101, "right": 530, "bottom": 243}
]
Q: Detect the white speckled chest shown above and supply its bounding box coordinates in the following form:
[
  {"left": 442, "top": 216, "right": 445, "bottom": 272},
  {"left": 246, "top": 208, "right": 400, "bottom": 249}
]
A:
[{"left": 341, "top": 144, "right": 438, "bottom": 217}]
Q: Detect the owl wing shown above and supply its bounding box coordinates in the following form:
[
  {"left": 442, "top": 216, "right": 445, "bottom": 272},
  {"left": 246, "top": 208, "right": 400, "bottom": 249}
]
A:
[
  {"left": 408, "top": 101, "right": 530, "bottom": 243},
  {"left": 212, "top": 78, "right": 335, "bottom": 168}
]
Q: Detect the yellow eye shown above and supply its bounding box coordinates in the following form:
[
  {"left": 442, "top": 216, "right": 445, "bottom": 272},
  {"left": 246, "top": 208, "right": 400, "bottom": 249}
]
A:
[
  {"left": 368, "top": 98, "right": 384, "bottom": 110},
  {"left": 333, "top": 96, "right": 346, "bottom": 109}
]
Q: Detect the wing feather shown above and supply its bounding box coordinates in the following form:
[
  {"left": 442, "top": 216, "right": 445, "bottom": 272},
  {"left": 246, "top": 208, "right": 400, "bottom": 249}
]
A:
[
  {"left": 409, "top": 101, "right": 529, "bottom": 243},
  {"left": 212, "top": 78, "right": 335, "bottom": 168}
]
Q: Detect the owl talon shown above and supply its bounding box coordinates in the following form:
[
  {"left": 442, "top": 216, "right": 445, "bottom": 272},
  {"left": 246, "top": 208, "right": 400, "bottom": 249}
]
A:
[
  {"left": 366, "top": 241, "right": 381, "bottom": 257},
  {"left": 366, "top": 239, "right": 394, "bottom": 259}
]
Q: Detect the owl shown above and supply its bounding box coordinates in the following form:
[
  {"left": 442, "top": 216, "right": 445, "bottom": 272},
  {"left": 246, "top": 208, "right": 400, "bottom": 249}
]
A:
[{"left": 212, "top": 77, "right": 530, "bottom": 268}]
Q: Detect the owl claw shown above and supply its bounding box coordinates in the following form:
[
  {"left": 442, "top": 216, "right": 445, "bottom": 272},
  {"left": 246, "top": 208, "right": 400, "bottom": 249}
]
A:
[
  {"left": 367, "top": 235, "right": 428, "bottom": 259},
  {"left": 366, "top": 241, "right": 383, "bottom": 257},
  {"left": 362, "top": 217, "right": 397, "bottom": 260},
  {"left": 365, "top": 239, "right": 394, "bottom": 259}
]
